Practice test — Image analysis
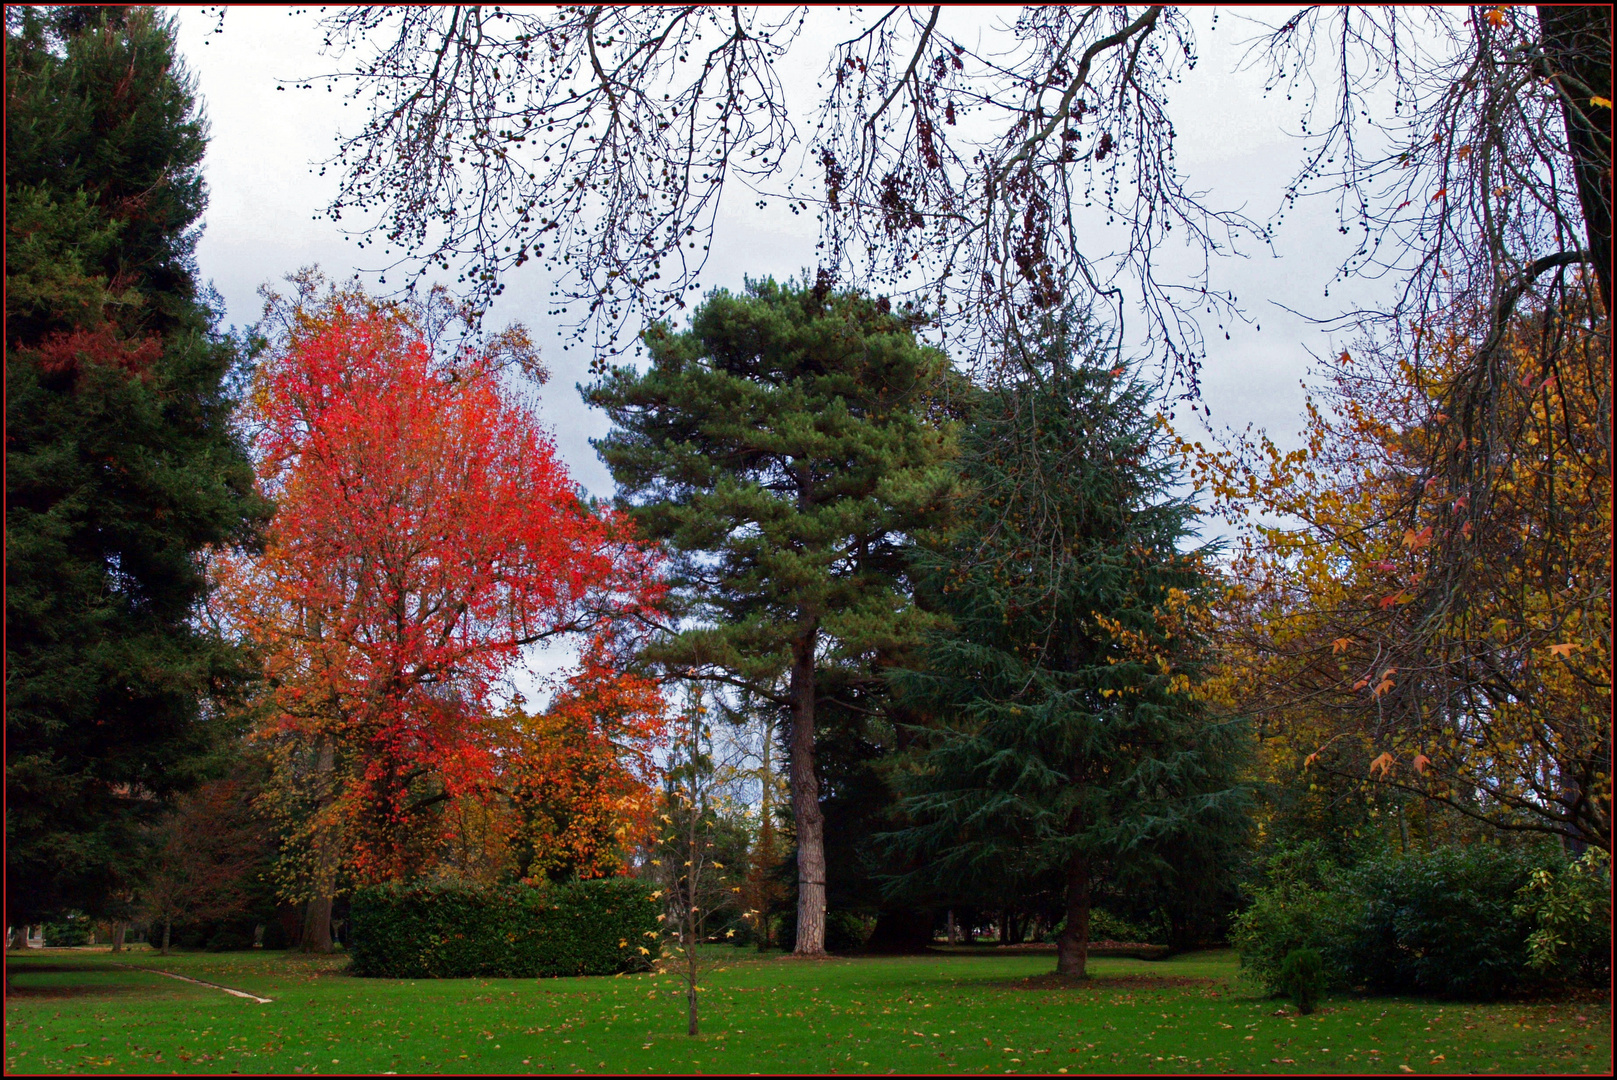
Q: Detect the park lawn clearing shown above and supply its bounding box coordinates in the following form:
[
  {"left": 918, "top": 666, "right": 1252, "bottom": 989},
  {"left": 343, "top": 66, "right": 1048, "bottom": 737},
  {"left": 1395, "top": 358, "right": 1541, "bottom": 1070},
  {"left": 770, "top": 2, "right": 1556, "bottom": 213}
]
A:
[{"left": 4, "top": 946, "right": 1609, "bottom": 1075}]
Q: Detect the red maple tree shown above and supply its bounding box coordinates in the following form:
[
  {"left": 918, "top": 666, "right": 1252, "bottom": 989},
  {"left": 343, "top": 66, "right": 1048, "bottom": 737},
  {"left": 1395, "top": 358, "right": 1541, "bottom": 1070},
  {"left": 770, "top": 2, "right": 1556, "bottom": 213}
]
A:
[{"left": 215, "top": 289, "right": 662, "bottom": 946}]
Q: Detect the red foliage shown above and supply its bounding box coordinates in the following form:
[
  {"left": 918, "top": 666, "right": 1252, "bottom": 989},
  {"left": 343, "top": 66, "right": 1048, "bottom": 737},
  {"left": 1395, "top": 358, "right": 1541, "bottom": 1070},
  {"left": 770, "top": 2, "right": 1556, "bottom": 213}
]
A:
[
  {"left": 33, "top": 324, "right": 162, "bottom": 380},
  {"left": 225, "top": 305, "right": 662, "bottom": 881}
]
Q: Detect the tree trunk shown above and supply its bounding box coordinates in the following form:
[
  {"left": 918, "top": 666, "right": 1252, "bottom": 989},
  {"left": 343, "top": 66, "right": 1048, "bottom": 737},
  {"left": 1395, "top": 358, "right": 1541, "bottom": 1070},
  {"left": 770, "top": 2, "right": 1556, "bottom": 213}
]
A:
[
  {"left": 111, "top": 922, "right": 126, "bottom": 953},
  {"left": 1537, "top": 5, "right": 1613, "bottom": 316},
  {"left": 1055, "top": 853, "right": 1091, "bottom": 978},
  {"left": 303, "top": 894, "right": 334, "bottom": 954},
  {"left": 946, "top": 909, "right": 957, "bottom": 944},
  {"left": 303, "top": 738, "right": 339, "bottom": 954},
  {"left": 788, "top": 621, "right": 827, "bottom": 957},
  {"left": 161, "top": 918, "right": 172, "bottom": 957}
]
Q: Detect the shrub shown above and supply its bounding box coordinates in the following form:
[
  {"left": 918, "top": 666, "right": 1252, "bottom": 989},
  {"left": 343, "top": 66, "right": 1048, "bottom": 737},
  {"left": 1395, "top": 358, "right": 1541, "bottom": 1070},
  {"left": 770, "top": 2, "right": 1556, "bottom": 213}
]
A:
[
  {"left": 348, "top": 877, "right": 659, "bottom": 979},
  {"left": 1337, "top": 845, "right": 1537, "bottom": 999},
  {"left": 1279, "top": 948, "right": 1325, "bottom": 1014},
  {"left": 1229, "top": 879, "right": 1346, "bottom": 994},
  {"left": 825, "top": 911, "right": 872, "bottom": 953},
  {"left": 42, "top": 916, "right": 93, "bottom": 948},
  {"left": 1088, "top": 907, "right": 1165, "bottom": 945},
  {"left": 205, "top": 929, "right": 256, "bottom": 952},
  {"left": 260, "top": 920, "right": 290, "bottom": 950},
  {"left": 1513, "top": 848, "right": 1611, "bottom": 985}
]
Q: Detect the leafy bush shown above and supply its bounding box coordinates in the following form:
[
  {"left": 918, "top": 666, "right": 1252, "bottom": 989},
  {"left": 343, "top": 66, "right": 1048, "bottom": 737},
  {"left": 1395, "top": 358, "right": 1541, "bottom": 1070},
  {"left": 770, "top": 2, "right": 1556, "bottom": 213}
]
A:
[
  {"left": 1088, "top": 907, "right": 1165, "bottom": 945},
  {"left": 42, "top": 915, "right": 93, "bottom": 948},
  {"left": 1337, "top": 845, "right": 1537, "bottom": 999},
  {"left": 825, "top": 911, "right": 872, "bottom": 953},
  {"left": 1514, "top": 849, "right": 1611, "bottom": 985},
  {"left": 1229, "top": 842, "right": 1347, "bottom": 994},
  {"left": 348, "top": 877, "right": 659, "bottom": 979},
  {"left": 1280, "top": 948, "right": 1325, "bottom": 1014}
]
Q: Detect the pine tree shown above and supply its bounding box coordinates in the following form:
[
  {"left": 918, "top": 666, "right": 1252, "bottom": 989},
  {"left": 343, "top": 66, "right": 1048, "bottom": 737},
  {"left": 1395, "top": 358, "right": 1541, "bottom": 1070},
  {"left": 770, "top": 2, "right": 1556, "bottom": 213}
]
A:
[
  {"left": 884, "top": 317, "right": 1249, "bottom": 977},
  {"left": 586, "top": 276, "right": 959, "bottom": 955},
  {"left": 5, "top": 7, "right": 268, "bottom": 925}
]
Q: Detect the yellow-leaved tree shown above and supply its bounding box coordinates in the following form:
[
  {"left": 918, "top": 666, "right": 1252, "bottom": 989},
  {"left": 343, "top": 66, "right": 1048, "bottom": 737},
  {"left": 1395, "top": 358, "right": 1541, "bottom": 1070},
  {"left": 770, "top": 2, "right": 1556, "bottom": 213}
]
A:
[{"left": 1182, "top": 292, "right": 1610, "bottom": 851}]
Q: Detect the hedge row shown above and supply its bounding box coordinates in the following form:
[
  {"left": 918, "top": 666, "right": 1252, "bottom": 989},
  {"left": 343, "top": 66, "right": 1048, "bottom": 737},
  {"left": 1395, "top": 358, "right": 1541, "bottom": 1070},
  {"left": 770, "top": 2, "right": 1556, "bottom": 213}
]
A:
[
  {"left": 349, "top": 877, "right": 659, "bottom": 979},
  {"left": 1231, "top": 844, "right": 1610, "bottom": 1000}
]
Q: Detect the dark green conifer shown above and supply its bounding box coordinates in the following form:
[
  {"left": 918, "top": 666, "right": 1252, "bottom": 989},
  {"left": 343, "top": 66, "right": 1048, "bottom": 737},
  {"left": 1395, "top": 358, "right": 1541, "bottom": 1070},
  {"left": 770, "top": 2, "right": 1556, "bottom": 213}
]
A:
[
  {"left": 5, "top": 6, "right": 268, "bottom": 925},
  {"left": 586, "top": 277, "right": 959, "bottom": 955},
  {"left": 884, "top": 316, "right": 1249, "bottom": 976}
]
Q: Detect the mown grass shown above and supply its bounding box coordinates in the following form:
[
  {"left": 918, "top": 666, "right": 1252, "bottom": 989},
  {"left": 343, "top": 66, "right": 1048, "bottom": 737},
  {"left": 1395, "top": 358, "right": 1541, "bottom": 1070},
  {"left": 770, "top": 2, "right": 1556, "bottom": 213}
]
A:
[{"left": 4, "top": 945, "right": 1609, "bottom": 1074}]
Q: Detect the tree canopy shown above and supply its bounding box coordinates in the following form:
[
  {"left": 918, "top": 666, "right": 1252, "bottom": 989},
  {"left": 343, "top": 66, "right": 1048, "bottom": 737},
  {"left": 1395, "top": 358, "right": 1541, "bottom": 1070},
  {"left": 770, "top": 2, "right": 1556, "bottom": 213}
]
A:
[
  {"left": 587, "top": 276, "right": 960, "bottom": 954},
  {"left": 885, "top": 316, "right": 1249, "bottom": 976}
]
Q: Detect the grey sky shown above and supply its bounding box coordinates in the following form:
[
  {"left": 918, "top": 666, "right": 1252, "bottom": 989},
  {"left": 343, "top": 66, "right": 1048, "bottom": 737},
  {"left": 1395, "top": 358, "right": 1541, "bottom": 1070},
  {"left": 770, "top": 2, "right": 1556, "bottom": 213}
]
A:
[
  {"left": 173, "top": 6, "right": 1391, "bottom": 491},
  {"left": 170, "top": 5, "right": 1396, "bottom": 704}
]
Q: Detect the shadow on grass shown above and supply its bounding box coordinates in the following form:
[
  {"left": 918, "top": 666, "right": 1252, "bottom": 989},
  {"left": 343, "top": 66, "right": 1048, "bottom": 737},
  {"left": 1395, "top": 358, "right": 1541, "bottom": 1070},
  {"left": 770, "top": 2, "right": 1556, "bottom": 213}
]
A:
[
  {"left": 991, "top": 971, "right": 1217, "bottom": 992},
  {"left": 6, "top": 961, "right": 163, "bottom": 1000}
]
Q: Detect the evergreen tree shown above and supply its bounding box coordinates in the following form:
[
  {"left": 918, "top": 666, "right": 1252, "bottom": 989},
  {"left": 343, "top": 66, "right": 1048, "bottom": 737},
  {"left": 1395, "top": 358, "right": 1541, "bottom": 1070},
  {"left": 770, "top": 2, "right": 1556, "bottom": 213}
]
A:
[
  {"left": 586, "top": 277, "right": 959, "bottom": 955},
  {"left": 5, "top": 6, "right": 268, "bottom": 925},
  {"left": 885, "top": 317, "right": 1249, "bottom": 977}
]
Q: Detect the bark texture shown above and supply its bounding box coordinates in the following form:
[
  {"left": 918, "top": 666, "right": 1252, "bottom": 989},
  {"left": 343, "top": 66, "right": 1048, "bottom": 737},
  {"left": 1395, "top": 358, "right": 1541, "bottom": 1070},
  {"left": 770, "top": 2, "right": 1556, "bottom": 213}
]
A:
[{"left": 789, "top": 624, "right": 827, "bottom": 957}]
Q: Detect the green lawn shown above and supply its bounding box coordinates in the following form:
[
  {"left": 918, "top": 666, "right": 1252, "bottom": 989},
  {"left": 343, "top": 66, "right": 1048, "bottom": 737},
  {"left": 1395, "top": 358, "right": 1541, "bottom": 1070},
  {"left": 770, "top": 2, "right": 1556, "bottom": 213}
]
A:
[{"left": 4, "top": 945, "right": 1609, "bottom": 1075}]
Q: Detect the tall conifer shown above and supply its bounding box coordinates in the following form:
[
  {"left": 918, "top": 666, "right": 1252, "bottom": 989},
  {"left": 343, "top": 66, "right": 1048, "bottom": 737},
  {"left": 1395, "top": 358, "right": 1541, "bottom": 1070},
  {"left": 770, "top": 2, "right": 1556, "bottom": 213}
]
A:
[
  {"left": 5, "top": 7, "right": 267, "bottom": 924},
  {"left": 885, "top": 317, "right": 1249, "bottom": 976},
  {"left": 587, "top": 277, "right": 958, "bottom": 954}
]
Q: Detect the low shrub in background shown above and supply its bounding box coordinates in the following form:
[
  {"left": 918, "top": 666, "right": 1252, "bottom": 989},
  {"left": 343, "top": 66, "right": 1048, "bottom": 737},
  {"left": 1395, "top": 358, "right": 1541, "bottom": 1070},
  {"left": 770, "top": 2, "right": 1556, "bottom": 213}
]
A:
[
  {"left": 1233, "top": 842, "right": 1607, "bottom": 1001},
  {"left": 1337, "top": 844, "right": 1538, "bottom": 999},
  {"left": 42, "top": 915, "right": 93, "bottom": 948},
  {"left": 348, "top": 877, "right": 659, "bottom": 979},
  {"left": 1279, "top": 947, "right": 1325, "bottom": 1014},
  {"left": 1229, "top": 841, "right": 1347, "bottom": 994},
  {"left": 205, "top": 928, "right": 256, "bottom": 952},
  {"left": 1514, "top": 848, "right": 1611, "bottom": 985}
]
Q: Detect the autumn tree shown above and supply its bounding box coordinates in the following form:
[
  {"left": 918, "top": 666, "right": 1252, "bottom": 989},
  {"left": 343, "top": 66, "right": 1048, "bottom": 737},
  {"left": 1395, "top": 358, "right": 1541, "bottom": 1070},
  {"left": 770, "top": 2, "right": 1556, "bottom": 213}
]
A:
[
  {"left": 884, "top": 317, "right": 1249, "bottom": 978},
  {"left": 139, "top": 776, "right": 271, "bottom": 955},
  {"left": 587, "top": 277, "right": 959, "bottom": 955},
  {"left": 649, "top": 688, "right": 748, "bottom": 1036},
  {"left": 1186, "top": 297, "right": 1610, "bottom": 851},
  {"left": 5, "top": 6, "right": 269, "bottom": 930},
  {"left": 215, "top": 277, "right": 660, "bottom": 950},
  {"left": 502, "top": 635, "right": 666, "bottom": 884},
  {"left": 285, "top": 5, "right": 1263, "bottom": 376}
]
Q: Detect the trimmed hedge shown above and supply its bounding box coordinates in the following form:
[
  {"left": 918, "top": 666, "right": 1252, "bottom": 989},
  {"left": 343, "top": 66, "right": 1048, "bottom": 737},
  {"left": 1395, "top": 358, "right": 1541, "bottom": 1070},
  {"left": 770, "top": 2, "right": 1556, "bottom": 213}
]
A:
[{"left": 348, "top": 877, "right": 659, "bottom": 979}]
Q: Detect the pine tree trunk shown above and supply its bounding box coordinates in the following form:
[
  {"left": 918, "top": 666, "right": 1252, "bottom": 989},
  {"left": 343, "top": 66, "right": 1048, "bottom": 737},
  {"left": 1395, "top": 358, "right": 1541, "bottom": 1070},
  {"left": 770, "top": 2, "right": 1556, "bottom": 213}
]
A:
[
  {"left": 788, "top": 622, "right": 827, "bottom": 957},
  {"left": 1055, "top": 853, "right": 1091, "bottom": 978}
]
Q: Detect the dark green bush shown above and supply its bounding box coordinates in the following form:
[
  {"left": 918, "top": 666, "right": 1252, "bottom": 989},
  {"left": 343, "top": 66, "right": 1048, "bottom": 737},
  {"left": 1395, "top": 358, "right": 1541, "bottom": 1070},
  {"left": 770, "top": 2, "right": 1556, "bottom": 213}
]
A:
[
  {"left": 42, "top": 916, "right": 93, "bottom": 947},
  {"left": 825, "top": 911, "right": 872, "bottom": 953},
  {"left": 1337, "top": 845, "right": 1537, "bottom": 999},
  {"left": 348, "top": 877, "right": 659, "bottom": 979},
  {"left": 205, "top": 929, "right": 256, "bottom": 952},
  {"left": 1279, "top": 948, "right": 1325, "bottom": 1014},
  {"left": 1230, "top": 842, "right": 1347, "bottom": 995},
  {"left": 260, "top": 920, "right": 290, "bottom": 950}
]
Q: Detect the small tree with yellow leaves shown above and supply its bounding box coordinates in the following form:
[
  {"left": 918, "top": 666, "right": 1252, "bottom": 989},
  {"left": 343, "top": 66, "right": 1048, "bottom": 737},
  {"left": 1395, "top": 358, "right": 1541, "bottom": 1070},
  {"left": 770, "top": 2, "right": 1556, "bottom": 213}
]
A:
[{"left": 651, "top": 687, "right": 747, "bottom": 1036}]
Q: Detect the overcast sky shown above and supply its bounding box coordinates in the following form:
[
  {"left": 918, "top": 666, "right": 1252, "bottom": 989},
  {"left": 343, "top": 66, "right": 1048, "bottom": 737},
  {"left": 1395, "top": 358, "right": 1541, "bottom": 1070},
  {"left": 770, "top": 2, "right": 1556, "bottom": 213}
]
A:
[
  {"left": 168, "top": 6, "right": 1398, "bottom": 704},
  {"left": 172, "top": 6, "right": 1395, "bottom": 492}
]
